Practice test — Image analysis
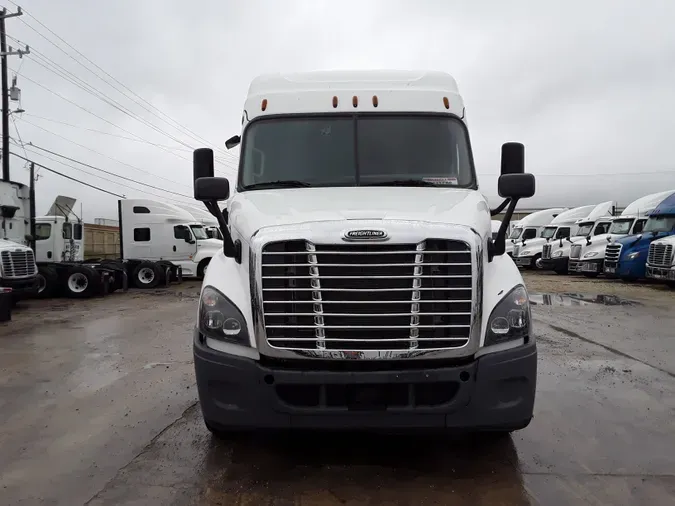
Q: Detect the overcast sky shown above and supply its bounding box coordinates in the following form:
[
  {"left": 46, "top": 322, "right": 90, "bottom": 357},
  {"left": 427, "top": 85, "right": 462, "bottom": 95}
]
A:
[{"left": 5, "top": 0, "right": 675, "bottom": 220}]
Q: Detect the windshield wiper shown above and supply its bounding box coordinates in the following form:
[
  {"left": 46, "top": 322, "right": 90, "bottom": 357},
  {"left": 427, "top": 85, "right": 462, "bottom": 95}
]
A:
[
  {"left": 363, "top": 179, "right": 439, "bottom": 187},
  {"left": 243, "top": 180, "right": 311, "bottom": 190}
]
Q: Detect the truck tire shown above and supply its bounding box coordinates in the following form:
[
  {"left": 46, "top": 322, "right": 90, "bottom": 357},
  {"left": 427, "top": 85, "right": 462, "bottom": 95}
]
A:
[
  {"left": 36, "top": 265, "right": 59, "bottom": 298},
  {"left": 132, "top": 262, "right": 162, "bottom": 289},
  {"left": 197, "top": 258, "right": 211, "bottom": 280},
  {"left": 64, "top": 265, "right": 98, "bottom": 298}
]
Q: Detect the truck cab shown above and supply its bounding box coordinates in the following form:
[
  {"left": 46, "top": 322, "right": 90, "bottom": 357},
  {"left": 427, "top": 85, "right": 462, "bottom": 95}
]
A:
[
  {"left": 0, "top": 180, "right": 39, "bottom": 297},
  {"left": 119, "top": 199, "right": 222, "bottom": 279},
  {"left": 506, "top": 208, "right": 565, "bottom": 258},
  {"left": 605, "top": 192, "right": 675, "bottom": 280},
  {"left": 34, "top": 216, "right": 84, "bottom": 263},
  {"left": 577, "top": 190, "right": 673, "bottom": 277},
  {"left": 190, "top": 70, "right": 538, "bottom": 435},
  {"left": 646, "top": 235, "right": 675, "bottom": 286}
]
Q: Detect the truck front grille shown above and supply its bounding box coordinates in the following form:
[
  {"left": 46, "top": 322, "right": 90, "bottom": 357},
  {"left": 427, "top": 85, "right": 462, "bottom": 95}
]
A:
[
  {"left": 1, "top": 249, "right": 37, "bottom": 279},
  {"left": 570, "top": 244, "right": 582, "bottom": 259},
  {"left": 542, "top": 244, "right": 552, "bottom": 260},
  {"left": 648, "top": 243, "right": 673, "bottom": 267},
  {"left": 604, "top": 243, "right": 622, "bottom": 267},
  {"left": 261, "top": 239, "right": 473, "bottom": 352}
]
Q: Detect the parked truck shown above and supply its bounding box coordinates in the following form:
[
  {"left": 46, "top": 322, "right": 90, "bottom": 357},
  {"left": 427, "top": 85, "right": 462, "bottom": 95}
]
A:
[
  {"left": 190, "top": 70, "right": 537, "bottom": 436},
  {"left": 517, "top": 205, "right": 595, "bottom": 271},
  {"left": 563, "top": 202, "right": 615, "bottom": 274},
  {"left": 605, "top": 192, "right": 675, "bottom": 281},
  {"left": 575, "top": 190, "right": 673, "bottom": 277},
  {"left": 646, "top": 235, "right": 675, "bottom": 287},
  {"left": 505, "top": 208, "right": 565, "bottom": 257}
]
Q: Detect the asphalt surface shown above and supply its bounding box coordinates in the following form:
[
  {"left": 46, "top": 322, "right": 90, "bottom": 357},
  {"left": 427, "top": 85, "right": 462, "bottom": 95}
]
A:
[{"left": 1, "top": 275, "right": 674, "bottom": 505}]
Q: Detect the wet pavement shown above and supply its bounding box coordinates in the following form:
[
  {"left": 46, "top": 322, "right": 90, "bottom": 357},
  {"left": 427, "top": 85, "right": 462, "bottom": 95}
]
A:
[{"left": 1, "top": 278, "right": 675, "bottom": 505}]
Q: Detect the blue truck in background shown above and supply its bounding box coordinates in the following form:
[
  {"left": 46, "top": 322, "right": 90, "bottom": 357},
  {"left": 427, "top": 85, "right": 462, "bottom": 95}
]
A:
[{"left": 603, "top": 192, "right": 675, "bottom": 281}]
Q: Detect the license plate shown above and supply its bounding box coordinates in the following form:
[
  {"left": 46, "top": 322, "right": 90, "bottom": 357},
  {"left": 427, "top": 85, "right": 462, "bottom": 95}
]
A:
[
  {"left": 605, "top": 267, "right": 616, "bottom": 274},
  {"left": 582, "top": 263, "right": 597, "bottom": 272}
]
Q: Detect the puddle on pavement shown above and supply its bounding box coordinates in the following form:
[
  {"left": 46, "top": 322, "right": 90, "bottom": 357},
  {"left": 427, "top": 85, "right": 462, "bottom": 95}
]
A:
[{"left": 529, "top": 292, "right": 640, "bottom": 307}]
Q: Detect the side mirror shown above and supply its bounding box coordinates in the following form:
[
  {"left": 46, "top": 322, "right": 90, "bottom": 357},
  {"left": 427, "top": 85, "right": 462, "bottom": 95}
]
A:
[
  {"left": 193, "top": 148, "right": 215, "bottom": 182},
  {"left": 500, "top": 142, "right": 524, "bottom": 175},
  {"left": 498, "top": 173, "right": 536, "bottom": 199},
  {"left": 195, "top": 177, "right": 230, "bottom": 202},
  {"left": 225, "top": 135, "right": 241, "bottom": 150}
]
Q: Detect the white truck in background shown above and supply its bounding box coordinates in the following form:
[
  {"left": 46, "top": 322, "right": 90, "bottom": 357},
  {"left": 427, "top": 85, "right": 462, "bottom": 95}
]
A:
[
  {"left": 539, "top": 203, "right": 613, "bottom": 274},
  {"left": 646, "top": 235, "right": 675, "bottom": 287},
  {"left": 563, "top": 202, "right": 615, "bottom": 274},
  {"left": 576, "top": 190, "right": 674, "bottom": 277},
  {"left": 505, "top": 208, "right": 565, "bottom": 257},
  {"left": 175, "top": 203, "right": 225, "bottom": 241},
  {"left": 190, "top": 69, "right": 538, "bottom": 436},
  {"left": 0, "top": 180, "right": 39, "bottom": 299},
  {"left": 516, "top": 205, "right": 593, "bottom": 270}
]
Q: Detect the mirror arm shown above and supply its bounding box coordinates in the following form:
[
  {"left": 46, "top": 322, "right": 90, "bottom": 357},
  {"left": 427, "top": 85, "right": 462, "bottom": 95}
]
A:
[
  {"left": 490, "top": 198, "right": 511, "bottom": 217},
  {"left": 489, "top": 198, "right": 520, "bottom": 261},
  {"left": 205, "top": 200, "right": 241, "bottom": 263}
]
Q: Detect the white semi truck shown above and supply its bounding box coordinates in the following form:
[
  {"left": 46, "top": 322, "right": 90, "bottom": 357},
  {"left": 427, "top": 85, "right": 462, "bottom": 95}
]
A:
[
  {"left": 190, "top": 70, "right": 538, "bottom": 435},
  {"left": 646, "top": 235, "right": 675, "bottom": 287},
  {"left": 175, "top": 203, "right": 225, "bottom": 241},
  {"left": 576, "top": 190, "right": 674, "bottom": 277},
  {"left": 505, "top": 208, "right": 565, "bottom": 257}
]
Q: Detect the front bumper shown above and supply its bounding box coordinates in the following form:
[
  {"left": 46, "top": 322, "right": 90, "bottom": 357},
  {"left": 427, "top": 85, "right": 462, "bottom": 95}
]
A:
[
  {"left": 194, "top": 330, "right": 537, "bottom": 431},
  {"left": 575, "top": 259, "right": 604, "bottom": 274},
  {"left": 514, "top": 255, "right": 535, "bottom": 268},
  {"left": 540, "top": 257, "right": 568, "bottom": 271},
  {"left": 1, "top": 276, "right": 39, "bottom": 296},
  {"left": 646, "top": 264, "right": 675, "bottom": 281}
]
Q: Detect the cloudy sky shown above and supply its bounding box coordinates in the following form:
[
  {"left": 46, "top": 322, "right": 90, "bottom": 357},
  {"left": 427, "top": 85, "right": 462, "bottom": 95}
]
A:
[{"left": 5, "top": 0, "right": 675, "bottom": 220}]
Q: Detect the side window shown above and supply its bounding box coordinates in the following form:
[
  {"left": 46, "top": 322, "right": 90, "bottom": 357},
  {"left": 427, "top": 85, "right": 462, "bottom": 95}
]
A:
[
  {"left": 35, "top": 223, "right": 51, "bottom": 241},
  {"left": 593, "top": 223, "right": 609, "bottom": 235},
  {"left": 633, "top": 220, "right": 645, "bottom": 234},
  {"left": 556, "top": 227, "right": 571, "bottom": 239},
  {"left": 62, "top": 222, "right": 73, "bottom": 239},
  {"left": 173, "top": 225, "right": 190, "bottom": 240},
  {"left": 522, "top": 228, "right": 537, "bottom": 240},
  {"left": 133, "top": 206, "right": 150, "bottom": 214},
  {"left": 134, "top": 228, "right": 151, "bottom": 242},
  {"left": 74, "top": 223, "right": 83, "bottom": 240}
]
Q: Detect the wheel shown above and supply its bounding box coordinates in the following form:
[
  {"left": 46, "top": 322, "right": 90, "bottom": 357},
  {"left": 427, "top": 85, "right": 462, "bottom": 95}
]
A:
[
  {"left": 531, "top": 254, "right": 543, "bottom": 270},
  {"left": 132, "top": 262, "right": 162, "bottom": 289},
  {"left": 197, "top": 258, "right": 211, "bottom": 280},
  {"left": 64, "top": 265, "right": 98, "bottom": 298},
  {"left": 36, "top": 265, "right": 59, "bottom": 298}
]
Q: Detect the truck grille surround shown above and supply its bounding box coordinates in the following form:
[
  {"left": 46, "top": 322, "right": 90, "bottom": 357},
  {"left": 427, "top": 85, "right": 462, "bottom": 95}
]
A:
[
  {"left": 648, "top": 243, "right": 673, "bottom": 268},
  {"left": 604, "top": 243, "right": 622, "bottom": 268},
  {"left": 542, "top": 244, "right": 552, "bottom": 260},
  {"left": 250, "top": 224, "right": 482, "bottom": 360},
  {"left": 1, "top": 249, "right": 37, "bottom": 279}
]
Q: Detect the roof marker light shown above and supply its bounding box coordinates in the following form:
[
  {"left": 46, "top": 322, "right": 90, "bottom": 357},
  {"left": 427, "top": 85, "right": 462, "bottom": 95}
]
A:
[
  {"left": 372, "top": 95, "right": 379, "bottom": 107},
  {"left": 352, "top": 96, "right": 358, "bottom": 108},
  {"left": 443, "top": 97, "right": 450, "bottom": 109},
  {"left": 261, "top": 99, "right": 268, "bottom": 111},
  {"left": 332, "top": 96, "right": 338, "bottom": 108}
]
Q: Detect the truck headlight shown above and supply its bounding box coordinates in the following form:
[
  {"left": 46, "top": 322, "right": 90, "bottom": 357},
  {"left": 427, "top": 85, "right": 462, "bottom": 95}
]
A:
[
  {"left": 485, "top": 285, "right": 531, "bottom": 347},
  {"left": 583, "top": 251, "right": 598, "bottom": 259},
  {"left": 627, "top": 252, "right": 641, "bottom": 260},
  {"left": 199, "top": 285, "right": 250, "bottom": 347},
  {"left": 553, "top": 250, "right": 563, "bottom": 257}
]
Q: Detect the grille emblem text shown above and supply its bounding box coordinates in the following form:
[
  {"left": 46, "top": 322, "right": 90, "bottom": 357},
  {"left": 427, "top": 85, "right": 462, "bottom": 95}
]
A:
[{"left": 343, "top": 229, "right": 388, "bottom": 241}]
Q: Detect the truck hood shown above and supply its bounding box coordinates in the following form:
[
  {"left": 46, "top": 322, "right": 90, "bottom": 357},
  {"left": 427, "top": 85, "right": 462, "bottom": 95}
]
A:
[
  {"left": 615, "top": 232, "right": 671, "bottom": 255},
  {"left": 229, "top": 187, "right": 491, "bottom": 241},
  {"left": 0, "top": 238, "right": 29, "bottom": 251},
  {"left": 196, "top": 238, "right": 223, "bottom": 251}
]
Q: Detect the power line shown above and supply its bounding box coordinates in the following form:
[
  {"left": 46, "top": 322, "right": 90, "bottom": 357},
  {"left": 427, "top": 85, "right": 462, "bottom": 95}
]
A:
[
  {"left": 22, "top": 142, "right": 193, "bottom": 199},
  {"left": 480, "top": 171, "right": 675, "bottom": 177},
  {"left": 10, "top": 151, "right": 125, "bottom": 198},
  {"left": 5, "top": 2, "right": 235, "bottom": 160}
]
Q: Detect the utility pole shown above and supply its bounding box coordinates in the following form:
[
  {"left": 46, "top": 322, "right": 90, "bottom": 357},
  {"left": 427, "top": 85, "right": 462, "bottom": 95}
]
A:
[
  {"left": 0, "top": 6, "right": 28, "bottom": 182},
  {"left": 29, "top": 161, "right": 36, "bottom": 252}
]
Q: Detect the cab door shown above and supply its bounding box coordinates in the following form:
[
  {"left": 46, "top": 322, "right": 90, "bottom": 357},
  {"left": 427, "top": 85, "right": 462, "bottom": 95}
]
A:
[{"left": 170, "top": 224, "right": 198, "bottom": 263}]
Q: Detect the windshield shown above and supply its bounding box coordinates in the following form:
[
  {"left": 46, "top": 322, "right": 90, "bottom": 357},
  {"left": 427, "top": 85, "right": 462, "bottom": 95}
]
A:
[
  {"left": 541, "top": 227, "right": 557, "bottom": 239},
  {"left": 509, "top": 227, "right": 523, "bottom": 240},
  {"left": 575, "top": 222, "right": 594, "bottom": 236},
  {"left": 643, "top": 215, "right": 675, "bottom": 233},
  {"left": 608, "top": 218, "right": 634, "bottom": 235},
  {"left": 190, "top": 225, "right": 208, "bottom": 240},
  {"left": 238, "top": 115, "right": 475, "bottom": 189}
]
